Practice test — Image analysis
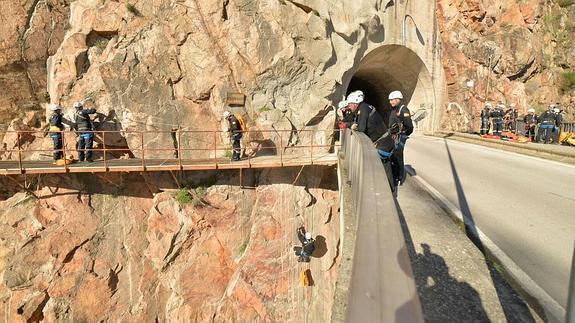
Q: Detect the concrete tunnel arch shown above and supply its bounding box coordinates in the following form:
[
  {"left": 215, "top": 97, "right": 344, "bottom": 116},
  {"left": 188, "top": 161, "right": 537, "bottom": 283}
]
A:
[{"left": 345, "top": 45, "right": 436, "bottom": 130}]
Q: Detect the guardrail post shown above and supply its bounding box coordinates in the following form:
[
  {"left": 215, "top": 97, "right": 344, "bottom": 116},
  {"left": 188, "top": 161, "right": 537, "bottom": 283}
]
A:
[
  {"left": 213, "top": 131, "right": 218, "bottom": 169},
  {"left": 310, "top": 130, "right": 314, "bottom": 165},
  {"left": 140, "top": 131, "right": 146, "bottom": 171},
  {"left": 62, "top": 131, "right": 68, "bottom": 172},
  {"left": 568, "top": 245, "right": 575, "bottom": 323},
  {"left": 177, "top": 130, "right": 183, "bottom": 170},
  {"left": 17, "top": 132, "right": 23, "bottom": 174},
  {"left": 102, "top": 131, "right": 108, "bottom": 171},
  {"left": 279, "top": 132, "right": 283, "bottom": 166}
]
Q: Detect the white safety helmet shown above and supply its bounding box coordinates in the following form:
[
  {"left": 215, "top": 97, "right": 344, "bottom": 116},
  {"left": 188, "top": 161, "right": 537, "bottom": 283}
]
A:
[
  {"left": 485, "top": 103, "right": 492, "bottom": 108},
  {"left": 554, "top": 108, "right": 560, "bottom": 113},
  {"left": 73, "top": 101, "right": 83, "bottom": 109},
  {"left": 510, "top": 103, "right": 516, "bottom": 107},
  {"left": 388, "top": 91, "right": 403, "bottom": 100},
  {"left": 527, "top": 108, "right": 535, "bottom": 113},
  {"left": 50, "top": 104, "right": 61, "bottom": 111},
  {"left": 338, "top": 100, "right": 349, "bottom": 109},
  {"left": 305, "top": 232, "right": 312, "bottom": 240},
  {"left": 222, "top": 111, "right": 231, "bottom": 119},
  {"left": 346, "top": 90, "right": 364, "bottom": 104}
]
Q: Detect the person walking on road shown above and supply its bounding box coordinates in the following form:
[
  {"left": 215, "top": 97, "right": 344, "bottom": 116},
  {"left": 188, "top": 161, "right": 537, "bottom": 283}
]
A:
[
  {"left": 74, "top": 101, "right": 97, "bottom": 162},
  {"left": 388, "top": 90, "right": 414, "bottom": 186}
]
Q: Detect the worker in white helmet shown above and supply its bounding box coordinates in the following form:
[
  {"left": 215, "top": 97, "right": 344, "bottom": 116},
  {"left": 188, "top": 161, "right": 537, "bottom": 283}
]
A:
[
  {"left": 387, "top": 90, "right": 413, "bottom": 186},
  {"left": 74, "top": 101, "right": 98, "bottom": 162},
  {"left": 537, "top": 105, "right": 556, "bottom": 144},
  {"left": 337, "top": 100, "right": 355, "bottom": 129},
  {"left": 48, "top": 104, "right": 65, "bottom": 162},
  {"left": 523, "top": 108, "right": 538, "bottom": 142},
  {"left": 347, "top": 89, "right": 395, "bottom": 160},
  {"left": 490, "top": 103, "right": 505, "bottom": 137},
  {"left": 552, "top": 107, "right": 563, "bottom": 144},
  {"left": 294, "top": 227, "right": 315, "bottom": 262},
  {"left": 223, "top": 111, "right": 243, "bottom": 161},
  {"left": 480, "top": 103, "right": 492, "bottom": 135}
]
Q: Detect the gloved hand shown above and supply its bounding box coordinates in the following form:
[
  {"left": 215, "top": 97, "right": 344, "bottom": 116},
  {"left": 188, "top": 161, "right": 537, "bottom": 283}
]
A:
[
  {"left": 351, "top": 123, "right": 358, "bottom": 131},
  {"left": 389, "top": 123, "right": 400, "bottom": 134}
]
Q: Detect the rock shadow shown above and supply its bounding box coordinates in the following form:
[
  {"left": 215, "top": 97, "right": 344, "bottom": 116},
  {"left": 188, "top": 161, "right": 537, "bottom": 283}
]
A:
[{"left": 312, "top": 235, "right": 327, "bottom": 258}]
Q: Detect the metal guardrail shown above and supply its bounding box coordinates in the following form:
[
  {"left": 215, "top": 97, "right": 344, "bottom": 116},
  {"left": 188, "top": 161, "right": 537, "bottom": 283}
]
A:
[
  {"left": 340, "top": 129, "right": 424, "bottom": 322},
  {"left": 568, "top": 245, "right": 575, "bottom": 323},
  {"left": 0, "top": 129, "right": 338, "bottom": 174}
]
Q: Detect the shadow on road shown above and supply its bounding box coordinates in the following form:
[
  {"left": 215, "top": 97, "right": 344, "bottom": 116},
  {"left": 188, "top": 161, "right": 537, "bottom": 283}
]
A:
[
  {"left": 394, "top": 198, "right": 490, "bottom": 322},
  {"left": 443, "top": 139, "right": 539, "bottom": 323}
]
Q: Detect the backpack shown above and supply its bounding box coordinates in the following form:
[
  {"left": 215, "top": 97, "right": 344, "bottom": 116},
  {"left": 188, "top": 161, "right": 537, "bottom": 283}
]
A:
[
  {"left": 235, "top": 114, "right": 247, "bottom": 131},
  {"left": 49, "top": 113, "right": 62, "bottom": 132}
]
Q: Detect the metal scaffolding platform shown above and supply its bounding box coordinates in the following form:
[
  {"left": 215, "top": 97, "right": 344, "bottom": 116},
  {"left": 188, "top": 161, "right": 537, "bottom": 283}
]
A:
[{"left": 0, "top": 129, "right": 339, "bottom": 175}]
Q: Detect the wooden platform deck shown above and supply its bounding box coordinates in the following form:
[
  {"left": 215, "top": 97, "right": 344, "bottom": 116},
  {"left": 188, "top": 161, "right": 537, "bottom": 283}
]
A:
[{"left": 0, "top": 153, "right": 338, "bottom": 175}]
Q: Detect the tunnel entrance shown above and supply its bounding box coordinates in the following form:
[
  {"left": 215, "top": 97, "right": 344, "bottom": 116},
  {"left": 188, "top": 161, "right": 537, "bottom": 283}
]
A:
[{"left": 346, "top": 45, "right": 435, "bottom": 131}]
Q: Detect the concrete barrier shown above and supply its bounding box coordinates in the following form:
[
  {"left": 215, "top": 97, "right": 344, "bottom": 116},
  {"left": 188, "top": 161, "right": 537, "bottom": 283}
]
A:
[{"left": 339, "top": 129, "right": 423, "bottom": 323}]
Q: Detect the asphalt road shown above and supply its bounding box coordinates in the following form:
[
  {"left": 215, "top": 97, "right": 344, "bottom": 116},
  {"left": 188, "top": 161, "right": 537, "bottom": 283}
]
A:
[{"left": 404, "top": 135, "right": 575, "bottom": 310}]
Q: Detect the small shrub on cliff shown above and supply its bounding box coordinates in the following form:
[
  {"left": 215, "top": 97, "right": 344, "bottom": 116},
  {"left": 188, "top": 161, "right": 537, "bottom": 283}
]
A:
[
  {"left": 560, "top": 71, "right": 575, "bottom": 94},
  {"left": 126, "top": 4, "right": 142, "bottom": 16},
  {"left": 237, "top": 237, "right": 249, "bottom": 256},
  {"left": 175, "top": 189, "right": 192, "bottom": 204},
  {"left": 557, "top": 0, "right": 575, "bottom": 7}
]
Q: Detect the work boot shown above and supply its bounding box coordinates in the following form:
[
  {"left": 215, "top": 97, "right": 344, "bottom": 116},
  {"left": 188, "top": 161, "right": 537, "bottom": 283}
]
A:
[{"left": 297, "top": 256, "right": 305, "bottom": 262}]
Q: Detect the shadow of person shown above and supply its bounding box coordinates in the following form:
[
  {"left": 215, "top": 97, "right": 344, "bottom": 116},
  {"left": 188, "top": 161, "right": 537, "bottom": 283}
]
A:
[
  {"left": 311, "top": 235, "right": 327, "bottom": 258},
  {"left": 92, "top": 109, "right": 135, "bottom": 159},
  {"left": 415, "top": 243, "right": 490, "bottom": 323}
]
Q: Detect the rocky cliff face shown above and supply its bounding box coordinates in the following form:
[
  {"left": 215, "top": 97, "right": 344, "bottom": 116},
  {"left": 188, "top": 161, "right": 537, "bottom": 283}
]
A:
[
  {"left": 0, "top": 167, "right": 340, "bottom": 322},
  {"left": 3, "top": 0, "right": 419, "bottom": 158},
  {"left": 0, "top": 0, "right": 69, "bottom": 130},
  {"left": 438, "top": 0, "right": 575, "bottom": 131}
]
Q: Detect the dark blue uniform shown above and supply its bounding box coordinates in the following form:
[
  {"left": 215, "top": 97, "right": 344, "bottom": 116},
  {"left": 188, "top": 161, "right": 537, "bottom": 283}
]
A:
[
  {"left": 537, "top": 110, "right": 556, "bottom": 144},
  {"left": 75, "top": 108, "right": 97, "bottom": 161},
  {"left": 227, "top": 114, "right": 243, "bottom": 161},
  {"left": 49, "top": 112, "right": 64, "bottom": 160},
  {"left": 388, "top": 104, "right": 414, "bottom": 186},
  {"left": 490, "top": 107, "right": 504, "bottom": 137}
]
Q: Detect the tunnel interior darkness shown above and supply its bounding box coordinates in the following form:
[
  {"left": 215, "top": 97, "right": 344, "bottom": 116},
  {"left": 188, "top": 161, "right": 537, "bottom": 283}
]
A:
[{"left": 346, "top": 45, "right": 435, "bottom": 128}]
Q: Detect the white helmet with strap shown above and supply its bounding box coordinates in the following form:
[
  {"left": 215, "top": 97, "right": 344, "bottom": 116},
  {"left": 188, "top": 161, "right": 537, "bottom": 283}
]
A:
[
  {"left": 388, "top": 91, "right": 403, "bottom": 100},
  {"left": 346, "top": 90, "right": 364, "bottom": 104}
]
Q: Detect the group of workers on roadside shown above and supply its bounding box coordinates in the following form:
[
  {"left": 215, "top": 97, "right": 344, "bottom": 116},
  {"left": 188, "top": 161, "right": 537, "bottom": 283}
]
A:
[
  {"left": 480, "top": 102, "right": 564, "bottom": 144},
  {"left": 48, "top": 102, "right": 98, "bottom": 163},
  {"left": 337, "top": 89, "right": 414, "bottom": 189}
]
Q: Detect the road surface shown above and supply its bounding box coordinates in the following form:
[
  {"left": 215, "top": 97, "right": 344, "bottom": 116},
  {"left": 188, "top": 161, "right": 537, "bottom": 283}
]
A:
[{"left": 405, "top": 135, "right": 575, "bottom": 310}]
